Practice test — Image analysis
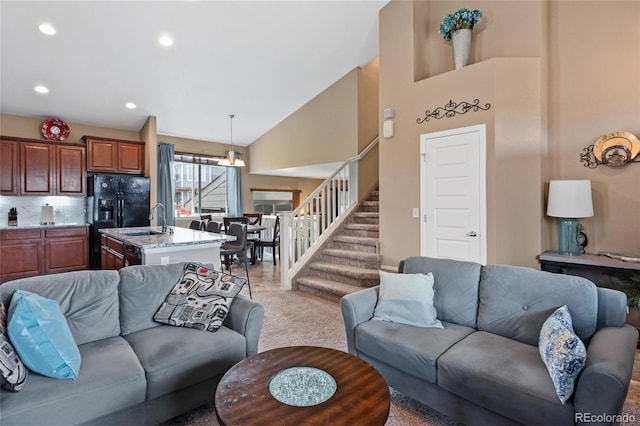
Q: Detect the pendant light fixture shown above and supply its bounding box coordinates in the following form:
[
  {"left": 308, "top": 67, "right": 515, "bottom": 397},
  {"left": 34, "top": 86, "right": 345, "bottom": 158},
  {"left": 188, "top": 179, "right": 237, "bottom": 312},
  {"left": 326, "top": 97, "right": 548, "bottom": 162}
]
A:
[{"left": 218, "top": 114, "right": 245, "bottom": 167}]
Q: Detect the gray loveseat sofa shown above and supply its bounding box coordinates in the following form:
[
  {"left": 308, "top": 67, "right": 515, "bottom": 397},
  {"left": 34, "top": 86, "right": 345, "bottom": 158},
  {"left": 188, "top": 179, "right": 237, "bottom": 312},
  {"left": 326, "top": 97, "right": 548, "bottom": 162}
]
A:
[
  {"left": 0, "top": 263, "right": 264, "bottom": 425},
  {"left": 341, "top": 256, "right": 638, "bottom": 425}
]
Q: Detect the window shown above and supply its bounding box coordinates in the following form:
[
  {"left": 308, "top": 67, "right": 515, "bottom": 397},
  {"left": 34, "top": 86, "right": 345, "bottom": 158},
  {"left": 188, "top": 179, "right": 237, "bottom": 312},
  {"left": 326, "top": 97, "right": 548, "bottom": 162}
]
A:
[
  {"left": 253, "top": 191, "right": 293, "bottom": 215},
  {"left": 174, "top": 153, "right": 227, "bottom": 217}
]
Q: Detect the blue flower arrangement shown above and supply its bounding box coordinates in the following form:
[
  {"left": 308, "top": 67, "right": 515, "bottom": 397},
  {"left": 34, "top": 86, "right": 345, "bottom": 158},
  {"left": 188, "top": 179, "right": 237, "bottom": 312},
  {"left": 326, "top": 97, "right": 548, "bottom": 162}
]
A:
[{"left": 439, "top": 8, "right": 483, "bottom": 42}]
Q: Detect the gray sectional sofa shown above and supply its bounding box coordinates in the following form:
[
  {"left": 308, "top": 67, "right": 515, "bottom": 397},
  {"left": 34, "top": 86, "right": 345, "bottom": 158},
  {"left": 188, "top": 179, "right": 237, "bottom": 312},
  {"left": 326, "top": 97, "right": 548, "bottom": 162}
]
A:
[
  {"left": 0, "top": 263, "right": 264, "bottom": 425},
  {"left": 341, "top": 256, "right": 638, "bottom": 425}
]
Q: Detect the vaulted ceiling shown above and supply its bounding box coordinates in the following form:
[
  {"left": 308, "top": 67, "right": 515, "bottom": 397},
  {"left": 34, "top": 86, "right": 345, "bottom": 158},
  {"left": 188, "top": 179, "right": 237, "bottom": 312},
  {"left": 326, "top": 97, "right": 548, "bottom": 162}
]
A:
[{"left": 1, "top": 0, "right": 388, "bottom": 147}]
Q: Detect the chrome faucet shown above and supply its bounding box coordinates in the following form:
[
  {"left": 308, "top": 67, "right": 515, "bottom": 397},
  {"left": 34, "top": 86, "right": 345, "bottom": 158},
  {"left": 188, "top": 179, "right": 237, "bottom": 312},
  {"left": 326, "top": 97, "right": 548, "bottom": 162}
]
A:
[{"left": 149, "top": 203, "right": 167, "bottom": 233}]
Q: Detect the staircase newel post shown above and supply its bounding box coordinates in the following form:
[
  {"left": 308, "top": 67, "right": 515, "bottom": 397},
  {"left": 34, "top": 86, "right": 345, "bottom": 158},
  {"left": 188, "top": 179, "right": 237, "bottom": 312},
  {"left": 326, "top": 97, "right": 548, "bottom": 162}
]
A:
[
  {"left": 280, "top": 212, "right": 292, "bottom": 290},
  {"left": 349, "top": 160, "right": 358, "bottom": 205}
]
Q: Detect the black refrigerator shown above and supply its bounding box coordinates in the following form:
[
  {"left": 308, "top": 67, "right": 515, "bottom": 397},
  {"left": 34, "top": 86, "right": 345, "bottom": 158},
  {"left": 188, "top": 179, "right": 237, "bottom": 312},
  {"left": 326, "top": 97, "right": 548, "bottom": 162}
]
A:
[{"left": 87, "top": 174, "right": 150, "bottom": 269}]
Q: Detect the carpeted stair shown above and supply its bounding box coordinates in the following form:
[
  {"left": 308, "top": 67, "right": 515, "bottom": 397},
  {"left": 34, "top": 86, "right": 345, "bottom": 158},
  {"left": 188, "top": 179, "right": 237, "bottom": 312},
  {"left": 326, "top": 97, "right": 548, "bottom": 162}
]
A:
[{"left": 294, "top": 189, "right": 381, "bottom": 302}]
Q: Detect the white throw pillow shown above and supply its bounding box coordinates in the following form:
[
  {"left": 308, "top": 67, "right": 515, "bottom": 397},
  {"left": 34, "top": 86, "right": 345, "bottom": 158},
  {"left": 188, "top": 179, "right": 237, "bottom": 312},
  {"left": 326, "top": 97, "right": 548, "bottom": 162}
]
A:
[{"left": 372, "top": 270, "right": 443, "bottom": 329}]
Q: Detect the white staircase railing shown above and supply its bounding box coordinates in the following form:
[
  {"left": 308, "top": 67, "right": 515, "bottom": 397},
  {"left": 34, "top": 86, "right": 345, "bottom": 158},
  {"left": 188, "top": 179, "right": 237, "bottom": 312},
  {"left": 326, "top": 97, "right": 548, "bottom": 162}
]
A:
[{"left": 280, "top": 136, "right": 379, "bottom": 289}]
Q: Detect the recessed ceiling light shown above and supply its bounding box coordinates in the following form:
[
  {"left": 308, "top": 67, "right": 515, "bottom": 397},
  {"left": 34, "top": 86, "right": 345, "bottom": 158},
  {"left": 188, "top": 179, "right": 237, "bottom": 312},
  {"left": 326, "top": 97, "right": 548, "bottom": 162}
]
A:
[
  {"left": 34, "top": 85, "right": 49, "bottom": 94},
  {"left": 38, "top": 24, "right": 56, "bottom": 35},
  {"left": 159, "top": 35, "right": 173, "bottom": 47},
  {"left": 125, "top": 102, "right": 137, "bottom": 109}
]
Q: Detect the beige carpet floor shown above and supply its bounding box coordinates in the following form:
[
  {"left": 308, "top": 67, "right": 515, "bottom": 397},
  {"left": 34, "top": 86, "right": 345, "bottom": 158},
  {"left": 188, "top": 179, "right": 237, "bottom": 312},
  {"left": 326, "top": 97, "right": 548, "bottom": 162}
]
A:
[{"left": 164, "top": 260, "right": 640, "bottom": 426}]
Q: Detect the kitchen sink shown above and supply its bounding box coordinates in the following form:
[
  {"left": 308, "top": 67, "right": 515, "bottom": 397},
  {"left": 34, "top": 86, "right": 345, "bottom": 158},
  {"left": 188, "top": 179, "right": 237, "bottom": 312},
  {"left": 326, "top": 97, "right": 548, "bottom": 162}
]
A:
[{"left": 122, "top": 230, "right": 165, "bottom": 237}]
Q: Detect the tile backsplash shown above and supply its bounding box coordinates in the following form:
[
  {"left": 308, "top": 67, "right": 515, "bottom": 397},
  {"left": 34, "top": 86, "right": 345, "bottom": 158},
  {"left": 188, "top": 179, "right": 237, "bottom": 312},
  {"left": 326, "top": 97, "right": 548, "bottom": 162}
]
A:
[{"left": 0, "top": 196, "right": 86, "bottom": 227}]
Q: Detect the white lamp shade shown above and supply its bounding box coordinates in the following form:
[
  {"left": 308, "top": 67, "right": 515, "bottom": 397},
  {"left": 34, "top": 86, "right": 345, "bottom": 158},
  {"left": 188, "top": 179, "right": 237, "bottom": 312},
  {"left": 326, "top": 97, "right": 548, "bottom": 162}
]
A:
[{"left": 547, "top": 180, "right": 594, "bottom": 218}]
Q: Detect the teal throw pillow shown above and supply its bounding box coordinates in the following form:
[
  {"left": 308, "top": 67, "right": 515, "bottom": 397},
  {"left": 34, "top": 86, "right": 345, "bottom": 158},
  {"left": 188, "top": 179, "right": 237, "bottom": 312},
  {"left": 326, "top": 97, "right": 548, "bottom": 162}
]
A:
[
  {"left": 8, "top": 290, "right": 81, "bottom": 380},
  {"left": 154, "top": 262, "right": 246, "bottom": 332},
  {"left": 538, "top": 305, "right": 586, "bottom": 403},
  {"left": 372, "top": 270, "right": 443, "bottom": 329},
  {"left": 0, "top": 301, "right": 28, "bottom": 391}
]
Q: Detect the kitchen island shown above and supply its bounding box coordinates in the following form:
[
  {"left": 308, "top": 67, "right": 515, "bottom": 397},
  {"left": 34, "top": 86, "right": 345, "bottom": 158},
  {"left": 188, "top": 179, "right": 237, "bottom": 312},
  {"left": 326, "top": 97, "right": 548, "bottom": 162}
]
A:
[{"left": 99, "top": 226, "right": 229, "bottom": 271}]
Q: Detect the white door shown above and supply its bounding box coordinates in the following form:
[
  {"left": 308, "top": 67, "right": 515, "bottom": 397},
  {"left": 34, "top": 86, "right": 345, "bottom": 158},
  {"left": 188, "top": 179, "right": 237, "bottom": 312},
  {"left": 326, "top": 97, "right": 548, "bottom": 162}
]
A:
[{"left": 420, "top": 124, "right": 486, "bottom": 264}]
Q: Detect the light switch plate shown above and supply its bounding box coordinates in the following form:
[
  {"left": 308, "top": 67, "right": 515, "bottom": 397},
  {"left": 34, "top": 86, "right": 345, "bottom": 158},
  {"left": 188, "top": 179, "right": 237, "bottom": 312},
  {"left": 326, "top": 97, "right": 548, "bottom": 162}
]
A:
[
  {"left": 412, "top": 208, "right": 419, "bottom": 218},
  {"left": 383, "top": 120, "right": 394, "bottom": 138}
]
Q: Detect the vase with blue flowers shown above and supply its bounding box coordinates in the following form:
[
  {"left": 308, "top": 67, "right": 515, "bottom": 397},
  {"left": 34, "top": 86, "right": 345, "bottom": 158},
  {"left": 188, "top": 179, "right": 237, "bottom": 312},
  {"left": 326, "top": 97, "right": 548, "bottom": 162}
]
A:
[{"left": 439, "top": 8, "right": 482, "bottom": 69}]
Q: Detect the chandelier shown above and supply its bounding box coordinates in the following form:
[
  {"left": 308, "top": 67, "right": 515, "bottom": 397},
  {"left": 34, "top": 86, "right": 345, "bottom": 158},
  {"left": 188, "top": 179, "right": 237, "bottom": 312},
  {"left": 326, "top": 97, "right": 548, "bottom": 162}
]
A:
[{"left": 218, "top": 114, "right": 245, "bottom": 167}]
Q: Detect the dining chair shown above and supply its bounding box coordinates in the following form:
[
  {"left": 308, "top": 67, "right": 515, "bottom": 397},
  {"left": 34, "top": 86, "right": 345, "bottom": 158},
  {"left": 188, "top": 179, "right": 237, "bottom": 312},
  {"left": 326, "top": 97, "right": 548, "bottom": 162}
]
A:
[
  {"left": 253, "top": 215, "right": 280, "bottom": 266},
  {"left": 205, "top": 221, "right": 222, "bottom": 233},
  {"left": 243, "top": 213, "right": 263, "bottom": 259},
  {"left": 243, "top": 213, "right": 262, "bottom": 226},
  {"left": 189, "top": 220, "right": 203, "bottom": 230},
  {"left": 223, "top": 216, "right": 248, "bottom": 232},
  {"left": 220, "top": 223, "right": 252, "bottom": 299}
]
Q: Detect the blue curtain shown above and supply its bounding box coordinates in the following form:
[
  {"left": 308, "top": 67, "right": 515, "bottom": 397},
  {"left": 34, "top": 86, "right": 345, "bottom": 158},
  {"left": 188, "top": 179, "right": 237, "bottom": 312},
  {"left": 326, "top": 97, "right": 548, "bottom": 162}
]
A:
[
  {"left": 226, "top": 166, "right": 244, "bottom": 216},
  {"left": 157, "top": 143, "right": 175, "bottom": 226}
]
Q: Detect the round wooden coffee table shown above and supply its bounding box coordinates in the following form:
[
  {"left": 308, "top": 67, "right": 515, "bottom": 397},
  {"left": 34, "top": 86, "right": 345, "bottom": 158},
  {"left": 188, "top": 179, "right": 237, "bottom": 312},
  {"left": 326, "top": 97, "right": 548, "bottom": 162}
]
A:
[{"left": 215, "top": 346, "right": 390, "bottom": 426}]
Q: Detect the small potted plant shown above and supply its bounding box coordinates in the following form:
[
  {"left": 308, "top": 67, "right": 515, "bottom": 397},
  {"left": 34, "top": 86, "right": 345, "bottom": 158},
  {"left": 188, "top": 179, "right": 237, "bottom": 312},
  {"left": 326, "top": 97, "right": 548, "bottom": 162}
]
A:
[{"left": 439, "top": 8, "right": 483, "bottom": 69}]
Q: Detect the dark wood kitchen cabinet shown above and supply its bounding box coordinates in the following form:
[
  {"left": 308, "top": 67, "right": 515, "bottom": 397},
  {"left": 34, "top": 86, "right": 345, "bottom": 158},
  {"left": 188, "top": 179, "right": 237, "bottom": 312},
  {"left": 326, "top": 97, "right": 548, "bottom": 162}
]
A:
[
  {"left": 0, "top": 136, "right": 86, "bottom": 196},
  {"left": 0, "top": 229, "right": 45, "bottom": 283},
  {"left": 0, "top": 226, "right": 89, "bottom": 283},
  {"left": 84, "top": 136, "right": 145, "bottom": 175},
  {"left": 0, "top": 139, "right": 19, "bottom": 194},
  {"left": 100, "top": 235, "right": 125, "bottom": 270},
  {"left": 45, "top": 227, "right": 89, "bottom": 273},
  {"left": 56, "top": 144, "right": 86, "bottom": 195},
  {"left": 21, "top": 142, "right": 54, "bottom": 195}
]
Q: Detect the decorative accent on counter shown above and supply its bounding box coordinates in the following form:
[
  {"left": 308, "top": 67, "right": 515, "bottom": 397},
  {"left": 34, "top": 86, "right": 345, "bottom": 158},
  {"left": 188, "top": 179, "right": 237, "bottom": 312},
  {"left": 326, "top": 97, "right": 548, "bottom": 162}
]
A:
[
  {"left": 416, "top": 99, "right": 491, "bottom": 124},
  {"left": 580, "top": 132, "right": 640, "bottom": 168},
  {"left": 8, "top": 207, "right": 18, "bottom": 226},
  {"left": 41, "top": 204, "right": 54, "bottom": 225}
]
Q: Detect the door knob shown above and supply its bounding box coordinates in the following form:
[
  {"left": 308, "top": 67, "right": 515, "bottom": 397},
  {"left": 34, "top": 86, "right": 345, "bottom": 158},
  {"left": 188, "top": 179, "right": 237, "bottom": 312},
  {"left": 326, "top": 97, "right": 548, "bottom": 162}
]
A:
[{"left": 466, "top": 231, "right": 478, "bottom": 237}]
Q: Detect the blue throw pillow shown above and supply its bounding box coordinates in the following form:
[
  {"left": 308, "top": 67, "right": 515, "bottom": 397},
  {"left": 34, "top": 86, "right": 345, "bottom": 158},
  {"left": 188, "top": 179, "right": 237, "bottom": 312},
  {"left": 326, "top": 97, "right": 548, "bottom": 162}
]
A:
[
  {"left": 539, "top": 305, "right": 586, "bottom": 403},
  {"left": 7, "top": 290, "right": 81, "bottom": 380}
]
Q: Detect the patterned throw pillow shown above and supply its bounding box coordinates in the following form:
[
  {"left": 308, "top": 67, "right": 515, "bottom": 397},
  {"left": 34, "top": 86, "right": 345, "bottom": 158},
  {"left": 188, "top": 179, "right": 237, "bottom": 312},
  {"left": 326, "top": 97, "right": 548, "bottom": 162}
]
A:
[
  {"left": 539, "top": 305, "right": 587, "bottom": 403},
  {"left": 0, "top": 302, "right": 28, "bottom": 391},
  {"left": 154, "top": 262, "right": 246, "bottom": 332}
]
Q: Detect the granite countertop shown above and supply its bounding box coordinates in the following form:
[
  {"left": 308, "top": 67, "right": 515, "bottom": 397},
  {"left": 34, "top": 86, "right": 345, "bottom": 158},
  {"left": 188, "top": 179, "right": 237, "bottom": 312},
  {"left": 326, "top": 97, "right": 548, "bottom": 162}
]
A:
[
  {"left": 99, "top": 226, "right": 230, "bottom": 250},
  {"left": 0, "top": 223, "right": 89, "bottom": 230}
]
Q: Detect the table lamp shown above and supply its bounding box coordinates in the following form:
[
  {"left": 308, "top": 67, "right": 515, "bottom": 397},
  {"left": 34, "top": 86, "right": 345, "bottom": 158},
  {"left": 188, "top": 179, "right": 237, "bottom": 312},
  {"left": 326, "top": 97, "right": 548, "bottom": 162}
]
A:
[{"left": 546, "top": 180, "right": 594, "bottom": 256}]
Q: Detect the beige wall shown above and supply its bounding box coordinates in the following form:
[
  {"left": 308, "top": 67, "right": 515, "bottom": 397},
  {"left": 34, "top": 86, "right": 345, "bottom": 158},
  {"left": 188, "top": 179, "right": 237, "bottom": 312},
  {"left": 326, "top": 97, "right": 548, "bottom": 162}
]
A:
[
  {"left": 379, "top": 0, "right": 640, "bottom": 269},
  {"left": 547, "top": 1, "right": 640, "bottom": 255},
  {"left": 249, "top": 69, "right": 358, "bottom": 173},
  {"left": 250, "top": 59, "right": 380, "bottom": 174},
  {"left": 0, "top": 113, "right": 141, "bottom": 143},
  {"left": 357, "top": 58, "right": 381, "bottom": 201},
  {"left": 140, "top": 116, "right": 158, "bottom": 203}
]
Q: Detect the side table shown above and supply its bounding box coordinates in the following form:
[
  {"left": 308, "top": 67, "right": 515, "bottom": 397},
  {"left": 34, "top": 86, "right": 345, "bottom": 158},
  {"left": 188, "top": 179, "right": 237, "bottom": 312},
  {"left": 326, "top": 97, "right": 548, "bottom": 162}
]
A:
[{"left": 538, "top": 250, "right": 640, "bottom": 345}]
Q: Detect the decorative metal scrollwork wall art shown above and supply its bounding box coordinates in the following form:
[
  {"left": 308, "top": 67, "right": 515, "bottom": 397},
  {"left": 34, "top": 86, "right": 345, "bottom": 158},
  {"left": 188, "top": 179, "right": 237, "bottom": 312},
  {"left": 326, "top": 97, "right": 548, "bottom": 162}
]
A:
[
  {"left": 416, "top": 99, "right": 491, "bottom": 124},
  {"left": 580, "top": 131, "right": 640, "bottom": 168}
]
